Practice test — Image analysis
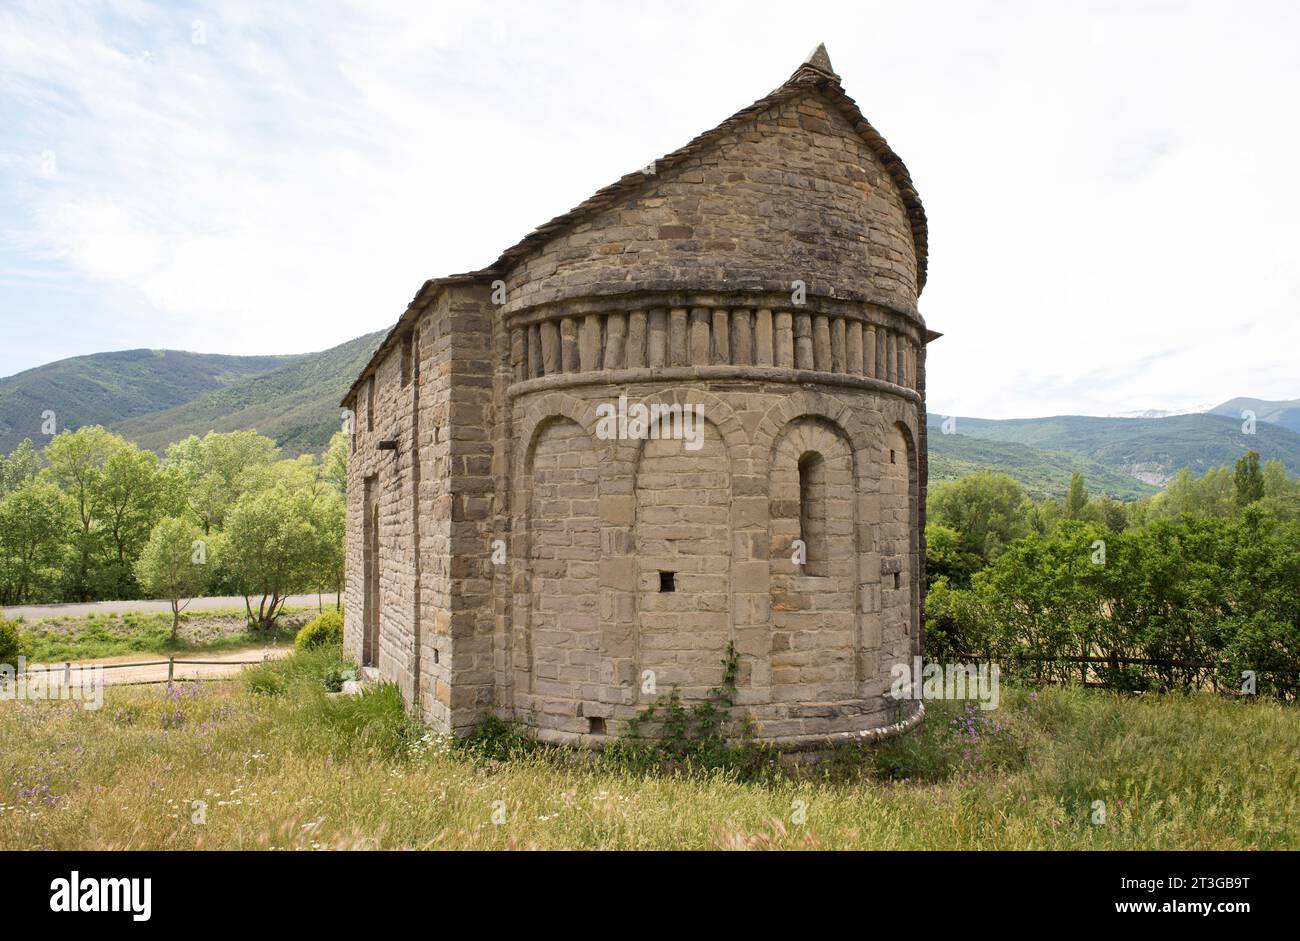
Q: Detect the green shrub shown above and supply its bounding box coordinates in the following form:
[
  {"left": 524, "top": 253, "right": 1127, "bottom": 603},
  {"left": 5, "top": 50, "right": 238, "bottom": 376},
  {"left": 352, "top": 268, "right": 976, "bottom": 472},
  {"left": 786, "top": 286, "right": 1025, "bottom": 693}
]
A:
[
  {"left": 0, "top": 617, "right": 28, "bottom": 667},
  {"left": 243, "top": 647, "right": 351, "bottom": 696},
  {"left": 454, "top": 713, "right": 540, "bottom": 763},
  {"left": 294, "top": 610, "right": 344, "bottom": 652}
]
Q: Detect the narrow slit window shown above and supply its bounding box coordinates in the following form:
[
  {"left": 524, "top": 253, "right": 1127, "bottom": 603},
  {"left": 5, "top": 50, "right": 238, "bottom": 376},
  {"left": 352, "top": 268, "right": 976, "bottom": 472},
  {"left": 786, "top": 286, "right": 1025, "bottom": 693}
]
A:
[
  {"left": 400, "top": 332, "right": 413, "bottom": 388},
  {"left": 659, "top": 571, "right": 676, "bottom": 592},
  {"left": 798, "top": 452, "right": 828, "bottom": 576},
  {"left": 366, "top": 378, "right": 376, "bottom": 432}
]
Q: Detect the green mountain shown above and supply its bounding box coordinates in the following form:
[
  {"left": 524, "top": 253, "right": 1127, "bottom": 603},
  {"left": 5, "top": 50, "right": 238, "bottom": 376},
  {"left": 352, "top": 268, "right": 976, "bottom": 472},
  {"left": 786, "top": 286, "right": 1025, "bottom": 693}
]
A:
[
  {"left": 0, "top": 349, "right": 295, "bottom": 455},
  {"left": 1208, "top": 397, "right": 1300, "bottom": 435},
  {"left": 928, "top": 413, "right": 1300, "bottom": 489},
  {"left": 113, "top": 330, "right": 386, "bottom": 455},
  {"left": 928, "top": 432, "right": 1159, "bottom": 501}
]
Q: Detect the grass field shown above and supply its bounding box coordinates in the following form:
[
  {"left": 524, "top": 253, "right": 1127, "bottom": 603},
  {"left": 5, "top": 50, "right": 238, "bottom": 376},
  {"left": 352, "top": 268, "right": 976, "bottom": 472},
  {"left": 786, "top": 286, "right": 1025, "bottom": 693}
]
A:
[
  {"left": 0, "top": 651, "right": 1295, "bottom": 850},
  {"left": 9, "top": 608, "right": 315, "bottom": 663}
]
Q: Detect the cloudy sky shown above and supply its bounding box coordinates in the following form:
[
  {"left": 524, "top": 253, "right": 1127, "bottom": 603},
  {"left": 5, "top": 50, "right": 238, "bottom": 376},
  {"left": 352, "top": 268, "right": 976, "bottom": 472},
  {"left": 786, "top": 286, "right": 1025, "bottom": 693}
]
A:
[{"left": 2, "top": 0, "right": 1297, "bottom": 418}]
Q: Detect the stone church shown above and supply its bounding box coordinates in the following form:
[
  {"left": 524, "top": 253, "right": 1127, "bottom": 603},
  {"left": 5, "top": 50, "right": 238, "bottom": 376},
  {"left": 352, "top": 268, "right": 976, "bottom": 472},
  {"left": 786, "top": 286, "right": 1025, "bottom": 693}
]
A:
[{"left": 342, "top": 45, "right": 936, "bottom": 748}]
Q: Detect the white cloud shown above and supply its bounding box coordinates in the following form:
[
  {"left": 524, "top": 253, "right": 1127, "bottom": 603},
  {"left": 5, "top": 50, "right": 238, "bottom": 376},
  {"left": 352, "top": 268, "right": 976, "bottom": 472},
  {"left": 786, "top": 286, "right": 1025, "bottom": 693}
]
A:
[{"left": 1, "top": 0, "right": 1298, "bottom": 417}]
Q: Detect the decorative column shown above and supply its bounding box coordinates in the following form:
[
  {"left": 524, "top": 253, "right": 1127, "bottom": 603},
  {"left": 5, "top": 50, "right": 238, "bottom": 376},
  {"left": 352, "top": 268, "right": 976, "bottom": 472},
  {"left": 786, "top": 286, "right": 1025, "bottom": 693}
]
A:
[
  {"left": 689, "top": 308, "right": 711, "bottom": 365},
  {"left": 775, "top": 311, "right": 794, "bottom": 368},
  {"left": 755, "top": 309, "right": 774, "bottom": 366},
  {"left": 731, "top": 309, "right": 753, "bottom": 365},
  {"left": 528, "top": 323, "right": 542, "bottom": 379},
  {"left": 605, "top": 312, "right": 627, "bottom": 370},
  {"left": 712, "top": 309, "right": 730, "bottom": 364},
  {"left": 669, "top": 308, "right": 688, "bottom": 366},
  {"left": 647, "top": 309, "right": 667, "bottom": 367},
  {"left": 813, "top": 314, "right": 832, "bottom": 372},
  {"left": 626, "top": 311, "right": 647, "bottom": 368},
  {"left": 580, "top": 314, "right": 602, "bottom": 372},
  {"left": 560, "top": 317, "right": 579, "bottom": 373},
  {"left": 540, "top": 320, "right": 561, "bottom": 376},
  {"left": 511, "top": 327, "right": 526, "bottom": 383},
  {"left": 794, "top": 313, "right": 813, "bottom": 370},
  {"left": 846, "top": 321, "right": 864, "bottom": 376}
]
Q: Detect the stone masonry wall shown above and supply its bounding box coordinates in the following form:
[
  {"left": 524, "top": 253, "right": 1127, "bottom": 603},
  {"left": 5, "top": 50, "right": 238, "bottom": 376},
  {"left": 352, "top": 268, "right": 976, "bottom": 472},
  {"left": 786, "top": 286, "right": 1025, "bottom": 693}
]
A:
[
  {"left": 499, "top": 88, "right": 920, "bottom": 320},
  {"left": 506, "top": 380, "right": 922, "bottom": 746}
]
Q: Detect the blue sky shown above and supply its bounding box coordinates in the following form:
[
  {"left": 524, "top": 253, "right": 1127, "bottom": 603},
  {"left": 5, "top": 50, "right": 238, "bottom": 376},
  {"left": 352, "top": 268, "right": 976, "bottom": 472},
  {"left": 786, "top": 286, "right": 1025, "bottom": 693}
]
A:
[{"left": 2, "top": 0, "right": 1298, "bottom": 418}]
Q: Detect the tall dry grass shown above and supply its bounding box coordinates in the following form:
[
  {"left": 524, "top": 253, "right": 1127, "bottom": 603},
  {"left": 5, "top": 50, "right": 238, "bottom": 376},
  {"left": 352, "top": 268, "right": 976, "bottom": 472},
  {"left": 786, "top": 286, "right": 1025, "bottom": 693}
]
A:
[{"left": 1, "top": 653, "right": 1295, "bottom": 850}]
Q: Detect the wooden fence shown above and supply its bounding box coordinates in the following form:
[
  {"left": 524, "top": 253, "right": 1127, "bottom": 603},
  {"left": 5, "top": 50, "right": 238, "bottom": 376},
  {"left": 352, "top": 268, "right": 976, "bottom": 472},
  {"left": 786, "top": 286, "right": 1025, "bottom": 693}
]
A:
[
  {"left": 951, "top": 651, "right": 1255, "bottom": 694},
  {"left": 13, "top": 653, "right": 278, "bottom": 688}
]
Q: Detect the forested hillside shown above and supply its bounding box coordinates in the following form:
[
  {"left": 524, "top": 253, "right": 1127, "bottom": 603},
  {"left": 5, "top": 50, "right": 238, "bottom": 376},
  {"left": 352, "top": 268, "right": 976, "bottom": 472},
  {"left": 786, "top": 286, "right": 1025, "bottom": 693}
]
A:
[
  {"left": 0, "top": 349, "right": 294, "bottom": 455},
  {"left": 113, "top": 331, "right": 385, "bottom": 455},
  {"left": 928, "top": 412, "right": 1300, "bottom": 489}
]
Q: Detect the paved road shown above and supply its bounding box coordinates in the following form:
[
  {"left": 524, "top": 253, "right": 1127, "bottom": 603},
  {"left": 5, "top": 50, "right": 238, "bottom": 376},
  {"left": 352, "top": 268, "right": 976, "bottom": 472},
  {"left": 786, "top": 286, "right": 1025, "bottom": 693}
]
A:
[
  {"left": 3, "top": 594, "right": 330, "bottom": 620},
  {"left": 25, "top": 646, "right": 294, "bottom": 687}
]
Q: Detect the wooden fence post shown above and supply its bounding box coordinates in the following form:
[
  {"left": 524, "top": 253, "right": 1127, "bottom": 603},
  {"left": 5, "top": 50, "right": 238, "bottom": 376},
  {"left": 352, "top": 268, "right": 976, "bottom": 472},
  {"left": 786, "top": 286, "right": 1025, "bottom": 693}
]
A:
[{"left": 167, "top": 655, "right": 175, "bottom": 689}]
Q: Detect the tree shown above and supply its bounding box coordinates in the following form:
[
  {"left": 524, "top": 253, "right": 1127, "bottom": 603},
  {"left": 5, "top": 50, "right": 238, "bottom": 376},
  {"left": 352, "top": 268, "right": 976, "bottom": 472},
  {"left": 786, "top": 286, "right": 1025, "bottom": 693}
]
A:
[
  {"left": 222, "top": 485, "right": 316, "bottom": 632},
  {"left": 922, "top": 576, "right": 985, "bottom": 662},
  {"left": 166, "top": 431, "right": 280, "bottom": 534},
  {"left": 1149, "top": 467, "right": 1236, "bottom": 520},
  {"left": 924, "top": 521, "right": 979, "bottom": 588},
  {"left": 1234, "top": 450, "right": 1265, "bottom": 508},
  {"left": 309, "top": 490, "right": 346, "bottom": 610},
  {"left": 1065, "top": 472, "right": 1089, "bottom": 519},
  {"left": 41, "top": 427, "right": 169, "bottom": 600},
  {"left": 323, "top": 430, "right": 348, "bottom": 496},
  {"left": 971, "top": 521, "right": 1110, "bottom": 683},
  {"left": 0, "top": 439, "right": 42, "bottom": 496},
  {"left": 1255, "top": 459, "right": 1300, "bottom": 521},
  {"left": 1098, "top": 517, "right": 1235, "bottom": 690},
  {"left": 97, "top": 443, "right": 169, "bottom": 598},
  {"left": 1262, "top": 459, "right": 1297, "bottom": 501},
  {"left": 42, "top": 426, "right": 118, "bottom": 600},
  {"left": 1223, "top": 508, "right": 1300, "bottom": 699},
  {"left": 0, "top": 481, "right": 72, "bottom": 606},
  {"left": 1092, "top": 495, "right": 1129, "bottom": 533},
  {"left": 240, "top": 454, "right": 322, "bottom": 497},
  {"left": 928, "top": 472, "right": 1032, "bottom": 568},
  {"left": 134, "top": 517, "right": 208, "bottom": 640}
]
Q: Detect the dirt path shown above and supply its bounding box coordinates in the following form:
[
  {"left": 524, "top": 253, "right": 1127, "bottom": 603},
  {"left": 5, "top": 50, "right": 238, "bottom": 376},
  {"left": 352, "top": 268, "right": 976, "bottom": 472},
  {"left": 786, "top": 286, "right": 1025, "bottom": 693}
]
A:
[
  {"left": 3, "top": 594, "right": 330, "bottom": 620},
  {"left": 24, "top": 645, "right": 293, "bottom": 687}
]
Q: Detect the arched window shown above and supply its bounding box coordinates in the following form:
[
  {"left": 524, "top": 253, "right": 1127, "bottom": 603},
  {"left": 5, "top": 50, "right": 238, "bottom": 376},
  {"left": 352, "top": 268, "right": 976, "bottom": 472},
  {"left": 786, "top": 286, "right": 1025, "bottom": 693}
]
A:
[{"left": 798, "top": 451, "right": 828, "bottom": 576}]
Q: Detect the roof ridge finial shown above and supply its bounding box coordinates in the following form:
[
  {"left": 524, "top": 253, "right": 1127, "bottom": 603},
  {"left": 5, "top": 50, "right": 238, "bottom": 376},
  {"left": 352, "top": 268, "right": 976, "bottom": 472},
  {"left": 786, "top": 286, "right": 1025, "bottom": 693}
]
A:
[{"left": 801, "top": 42, "right": 837, "bottom": 79}]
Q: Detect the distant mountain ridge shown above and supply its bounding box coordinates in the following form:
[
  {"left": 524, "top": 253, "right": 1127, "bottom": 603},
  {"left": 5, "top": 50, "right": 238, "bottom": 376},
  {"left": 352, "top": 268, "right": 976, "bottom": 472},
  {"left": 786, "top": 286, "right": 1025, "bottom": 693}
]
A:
[
  {"left": 1208, "top": 397, "right": 1300, "bottom": 435},
  {"left": 113, "top": 330, "right": 385, "bottom": 455},
  {"left": 0, "top": 348, "right": 296, "bottom": 455},
  {"left": 928, "top": 410, "right": 1300, "bottom": 496},
  {"left": 1, "top": 331, "right": 384, "bottom": 457},
  {"left": 928, "top": 432, "right": 1160, "bottom": 501}
]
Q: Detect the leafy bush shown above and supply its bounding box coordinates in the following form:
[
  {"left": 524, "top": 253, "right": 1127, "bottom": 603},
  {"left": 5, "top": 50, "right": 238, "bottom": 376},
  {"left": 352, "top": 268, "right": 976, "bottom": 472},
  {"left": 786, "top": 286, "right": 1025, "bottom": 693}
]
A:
[
  {"left": 450, "top": 713, "right": 540, "bottom": 763},
  {"left": 295, "top": 610, "right": 344, "bottom": 652},
  {"left": 928, "top": 509, "right": 1300, "bottom": 698},
  {"left": 0, "top": 616, "right": 27, "bottom": 667},
  {"left": 623, "top": 642, "right": 781, "bottom": 781},
  {"left": 243, "top": 647, "right": 351, "bottom": 696}
]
